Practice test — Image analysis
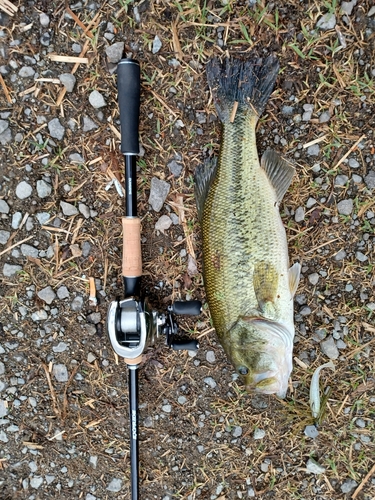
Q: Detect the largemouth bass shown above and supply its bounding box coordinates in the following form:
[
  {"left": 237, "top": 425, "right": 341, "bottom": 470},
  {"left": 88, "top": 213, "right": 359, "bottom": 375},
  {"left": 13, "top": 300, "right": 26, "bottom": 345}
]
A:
[{"left": 196, "top": 56, "right": 301, "bottom": 398}]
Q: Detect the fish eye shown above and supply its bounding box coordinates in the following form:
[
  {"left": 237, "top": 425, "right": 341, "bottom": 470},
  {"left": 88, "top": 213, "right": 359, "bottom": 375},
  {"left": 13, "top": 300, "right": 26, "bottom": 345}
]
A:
[{"left": 238, "top": 366, "right": 249, "bottom": 375}]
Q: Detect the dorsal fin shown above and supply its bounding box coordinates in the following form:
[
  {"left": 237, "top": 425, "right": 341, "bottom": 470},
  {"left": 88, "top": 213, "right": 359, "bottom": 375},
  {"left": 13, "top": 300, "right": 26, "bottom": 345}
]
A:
[
  {"left": 194, "top": 158, "right": 217, "bottom": 221},
  {"left": 261, "top": 149, "right": 295, "bottom": 203}
]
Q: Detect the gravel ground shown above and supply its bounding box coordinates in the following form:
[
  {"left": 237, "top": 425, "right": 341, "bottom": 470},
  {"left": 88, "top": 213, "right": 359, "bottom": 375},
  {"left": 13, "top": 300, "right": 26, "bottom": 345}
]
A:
[{"left": 1, "top": 1, "right": 375, "bottom": 499}]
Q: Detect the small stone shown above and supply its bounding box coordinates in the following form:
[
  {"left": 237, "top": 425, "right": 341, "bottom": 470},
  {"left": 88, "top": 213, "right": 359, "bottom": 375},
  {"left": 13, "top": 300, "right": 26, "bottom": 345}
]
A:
[
  {"left": 82, "top": 116, "right": 98, "bottom": 132},
  {"left": 253, "top": 428, "right": 266, "bottom": 440},
  {"left": 79, "top": 203, "right": 90, "bottom": 218},
  {"left": 0, "top": 430, "right": 8, "bottom": 442},
  {"left": 334, "top": 174, "right": 349, "bottom": 186},
  {"left": 57, "top": 286, "right": 69, "bottom": 299},
  {"left": 369, "top": 6, "right": 375, "bottom": 16},
  {"left": 59, "top": 73, "right": 76, "bottom": 93},
  {"left": 19, "top": 66, "right": 35, "bottom": 78},
  {"left": 355, "top": 251, "right": 368, "bottom": 262},
  {"left": 337, "top": 199, "right": 353, "bottom": 215},
  {"left": 2, "top": 263, "right": 21, "bottom": 277},
  {"left": 0, "top": 127, "right": 12, "bottom": 145},
  {"left": 177, "top": 396, "right": 187, "bottom": 405},
  {"left": 0, "top": 400, "right": 8, "bottom": 418},
  {"left": 0, "top": 199, "right": 10, "bottom": 213},
  {"left": 30, "top": 476, "right": 44, "bottom": 489},
  {"left": 162, "top": 404, "right": 172, "bottom": 413},
  {"left": 316, "top": 13, "right": 336, "bottom": 30},
  {"left": 36, "top": 179, "right": 52, "bottom": 198},
  {"left": 86, "top": 495, "right": 96, "bottom": 500},
  {"left": 48, "top": 118, "right": 65, "bottom": 140},
  {"left": 152, "top": 35, "right": 162, "bottom": 54},
  {"left": 341, "top": 1, "right": 357, "bottom": 16},
  {"left": 60, "top": 201, "right": 78, "bottom": 216},
  {"left": 39, "top": 12, "right": 50, "bottom": 27},
  {"left": 89, "top": 455, "right": 98, "bottom": 469},
  {"left": 204, "top": 377, "right": 217, "bottom": 389},
  {"left": 11, "top": 212, "right": 22, "bottom": 229},
  {"left": 105, "top": 42, "right": 124, "bottom": 63},
  {"left": 35, "top": 212, "right": 50, "bottom": 225},
  {"left": 232, "top": 426, "right": 242, "bottom": 438},
  {"left": 69, "top": 153, "right": 84, "bottom": 164},
  {"left": 45, "top": 475, "right": 55, "bottom": 485},
  {"left": 341, "top": 479, "right": 358, "bottom": 494},
  {"left": 206, "top": 351, "right": 216, "bottom": 363},
  {"left": 348, "top": 157, "right": 360, "bottom": 169},
  {"left": 281, "top": 105, "right": 294, "bottom": 115},
  {"left": 32, "top": 310, "right": 48, "bottom": 321},
  {"left": 40, "top": 32, "right": 51, "bottom": 46},
  {"left": 148, "top": 177, "right": 170, "bottom": 212},
  {"left": 319, "top": 110, "right": 331, "bottom": 123},
  {"left": 106, "top": 478, "right": 123, "bottom": 492},
  {"left": 89, "top": 90, "right": 106, "bottom": 108},
  {"left": 304, "top": 425, "right": 319, "bottom": 438},
  {"left": 15, "top": 181, "right": 33, "bottom": 199},
  {"left": 53, "top": 342, "right": 68, "bottom": 353},
  {"left": 155, "top": 215, "right": 172, "bottom": 233},
  {"left": 21, "top": 244, "right": 39, "bottom": 258},
  {"left": 87, "top": 312, "right": 101, "bottom": 324},
  {"left": 306, "top": 458, "right": 326, "bottom": 474},
  {"left": 334, "top": 249, "right": 346, "bottom": 261},
  {"left": 307, "top": 144, "right": 320, "bottom": 156},
  {"left": 294, "top": 206, "right": 305, "bottom": 222},
  {"left": 37, "top": 286, "right": 56, "bottom": 304},
  {"left": 308, "top": 273, "right": 319, "bottom": 285},
  {"left": 70, "top": 295, "right": 83, "bottom": 311},
  {"left": 53, "top": 364, "right": 69, "bottom": 382},
  {"left": 167, "top": 158, "right": 183, "bottom": 177},
  {"left": 364, "top": 170, "right": 375, "bottom": 190},
  {"left": 306, "top": 197, "right": 317, "bottom": 208},
  {"left": 0, "top": 119, "right": 9, "bottom": 135},
  {"left": 321, "top": 336, "right": 339, "bottom": 359},
  {"left": 0, "top": 230, "right": 10, "bottom": 245},
  {"left": 87, "top": 353, "right": 96, "bottom": 363}
]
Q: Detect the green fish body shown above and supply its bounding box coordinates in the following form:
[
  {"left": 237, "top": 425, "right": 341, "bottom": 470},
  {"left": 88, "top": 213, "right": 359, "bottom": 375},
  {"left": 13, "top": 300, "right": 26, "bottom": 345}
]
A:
[{"left": 196, "top": 56, "right": 300, "bottom": 398}]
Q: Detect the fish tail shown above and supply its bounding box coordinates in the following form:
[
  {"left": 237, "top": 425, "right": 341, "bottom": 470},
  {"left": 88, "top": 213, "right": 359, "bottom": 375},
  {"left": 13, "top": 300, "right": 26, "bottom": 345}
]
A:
[{"left": 206, "top": 54, "right": 279, "bottom": 123}]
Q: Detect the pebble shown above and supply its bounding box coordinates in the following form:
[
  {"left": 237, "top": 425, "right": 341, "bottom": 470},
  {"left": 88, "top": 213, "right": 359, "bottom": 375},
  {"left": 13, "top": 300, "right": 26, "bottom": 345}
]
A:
[
  {"left": 337, "top": 199, "right": 353, "bottom": 215},
  {"left": 15, "top": 181, "right": 33, "bottom": 199},
  {"left": 37, "top": 286, "right": 56, "bottom": 304},
  {"left": 232, "top": 426, "right": 242, "bottom": 438},
  {"left": 206, "top": 351, "right": 216, "bottom": 363},
  {"left": 162, "top": 404, "right": 172, "bottom": 413},
  {"left": 69, "top": 153, "right": 84, "bottom": 163},
  {"left": 304, "top": 425, "right": 319, "bottom": 438},
  {"left": 321, "top": 336, "right": 339, "bottom": 359},
  {"left": 31, "top": 310, "right": 48, "bottom": 321},
  {"left": 53, "top": 364, "right": 69, "bottom": 382},
  {"left": 355, "top": 251, "right": 368, "bottom": 262},
  {"left": 89, "top": 455, "right": 98, "bottom": 468},
  {"left": 87, "top": 353, "right": 96, "bottom": 363},
  {"left": 155, "top": 215, "right": 172, "bottom": 233},
  {"left": 79, "top": 203, "right": 90, "bottom": 218},
  {"left": 167, "top": 158, "right": 183, "bottom": 177},
  {"left": 0, "top": 362, "right": 4, "bottom": 375},
  {"left": 364, "top": 170, "right": 375, "bottom": 190},
  {"left": 319, "top": 110, "right": 331, "bottom": 123},
  {"left": 306, "top": 458, "right": 326, "bottom": 474},
  {"left": 334, "top": 174, "right": 348, "bottom": 186},
  {"left": 19, "top": 66, "right": 35, "bottom": 78},
  {"left": 152, "top": 35, "right": 162, "bottom": 54},
  {"left": 307, "top": 144, "right": 320, "bottom": 156},
  {"left": 253, "top": 428, "right": 266, "bottom": 440},
  {"left": 105, "top": 42, "right": 124, "bottom": 63},
  {"left": 39, "top": 12, "right": 50, "bottom": 27},
  {"left": 0, "top": 199, "right": 10, "bottom": 213},
  {"left": 306, "top": 197, "right": 317, "bottom": 208},
  {"left": 0, "top": 230, "right": 10, "bottom": 244},
  {"left": 0, "top": 119, "right": 8, "bottom": 134},
  {"left": 40, "top": 32, "right": 51, "bottom": 46},
  {"left": 348, "top": 157, "right": 360, "bottom": 169},
  {"left": 316, "top": 13, "right": 336, "bottom": 30},
  {"left": 36, "top": 212, "right": 50, "bottom": 225},
  {"left": 53, "top": 342, "right": 68, "bottom": 353},
  {"left": 334, "top": 249, "right": 346, "bottom": 261},
  {"left": 87, "top": 312, "right": 101, "bottom": 324},
  {"left": 59, "top": 73, "right": 76, "bottom": 93},
  {"left": 30, "top": 476, "right": 44, "bottom": 489},
  {"left": 82, "top": 116, "right": 98, "bottom": 132},
  {"left": 71, "top": 295, "right": 83, "bottom": 311},
  {"left": 0, "top": 400, "right": 8, "bottom": 418},
  {"left": 0, "top": 127, "right": 12, "bottom": 145},
  {"left": 341, "top": 479, "right": 358, "bottom": 494},
  {"left": 48, "top": 118, "right": 65, "bottom": 140},
  {"left": 21, "top": 244, "right": 39, "bottom": 258},
  {"left": 308, "top": 273, "right": 319, "bottom": 285},
  {"left": 36, "top": 179, "right": 52, "bottom": 198},
  {"left": 107, "top": 478, "right": 123, "bottom": 492},
  {"left": 60, "top": 201, "right": 78, "bottom": 216},
  {"left": 89, "top": 90, "right": 106, "bottom": 109},
  {"left": 148, "top": 177, "right": 170, "bottom": 212},
  {"left": 203, "top": 377, "right": 217, "bottom": 389}
]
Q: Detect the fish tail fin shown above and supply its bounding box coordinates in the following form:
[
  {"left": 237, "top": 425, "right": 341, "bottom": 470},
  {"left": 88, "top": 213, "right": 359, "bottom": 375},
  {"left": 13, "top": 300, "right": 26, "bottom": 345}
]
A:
[{"left": 206, "top": 55, "right": 279, "bottom": 123}]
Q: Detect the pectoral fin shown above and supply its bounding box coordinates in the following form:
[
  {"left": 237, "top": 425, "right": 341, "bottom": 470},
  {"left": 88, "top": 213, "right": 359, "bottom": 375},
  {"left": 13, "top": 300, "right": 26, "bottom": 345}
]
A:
[
  {"left": 253, "top": 261, "right": 279, "bottom": 313},
  {"left": 194, "top": 157, "right": 217, "bottom": 221},
  {"left": 261, "top": 149, "right": 295, "bottom": 203},
  {"left": 288, "top": 262, "right": 301, "bottom": 296}
]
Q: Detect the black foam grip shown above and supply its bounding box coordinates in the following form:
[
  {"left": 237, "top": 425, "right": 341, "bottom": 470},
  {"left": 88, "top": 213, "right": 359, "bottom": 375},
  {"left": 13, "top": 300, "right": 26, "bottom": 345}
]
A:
[
  {"left": 172, "top": 339, "right": 199, "bottom": 351},
  {"left": 171, "top": 300, "right": 202, "bottom": 316},
  {"left": 117, "top": 59, "right": 140, "bottom": 155}
]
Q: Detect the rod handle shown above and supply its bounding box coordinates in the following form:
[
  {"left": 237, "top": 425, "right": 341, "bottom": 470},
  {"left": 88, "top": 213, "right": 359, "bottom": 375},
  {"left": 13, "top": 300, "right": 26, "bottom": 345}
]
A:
[
  {"left": 117, "top": 59, "right": 140, "bottom": 155},
  {"left": 122, "top": 217, "right": 142, "bottom": 278}
]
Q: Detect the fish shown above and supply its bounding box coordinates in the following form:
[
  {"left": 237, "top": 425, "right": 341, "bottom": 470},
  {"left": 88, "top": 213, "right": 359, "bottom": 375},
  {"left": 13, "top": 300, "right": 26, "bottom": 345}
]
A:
[
  {"left": 309, "top": 360, "right": 335, "bottom": 419},
  {"left": 195, "top": 55, "right": 301, "bottom": 398}
]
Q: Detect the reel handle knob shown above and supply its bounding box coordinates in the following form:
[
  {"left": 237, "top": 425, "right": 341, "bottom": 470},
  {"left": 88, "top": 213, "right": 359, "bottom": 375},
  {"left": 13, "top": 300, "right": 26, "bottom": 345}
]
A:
[
  {"left": 171, "top": 339, "right": 199, "bottom": 351},
  {"left": 170, "top": 300, "right": 202, "bottom": 316}
]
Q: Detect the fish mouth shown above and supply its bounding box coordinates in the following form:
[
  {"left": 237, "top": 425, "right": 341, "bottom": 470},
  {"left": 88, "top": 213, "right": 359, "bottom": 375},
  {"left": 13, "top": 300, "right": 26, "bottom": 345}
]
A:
[{"left": 245, "top": 371, "right": 288, "bottom": 399}]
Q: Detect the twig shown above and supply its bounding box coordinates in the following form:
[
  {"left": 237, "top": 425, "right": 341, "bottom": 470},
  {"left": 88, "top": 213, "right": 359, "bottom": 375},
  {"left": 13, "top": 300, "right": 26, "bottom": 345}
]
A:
[
  {"left": 0, "top": 235, "right": 34, "bottom": 257},
  {"left": 49, "top": 54, "right": 89, "bottom": 63},
  {"left": 303, "top": 135, "right": 327, "bottom": 149},
  {"left": 351, "top": 462, "right": 375, "bottom": 499},
  {"left": 42, "top": 363, "right": 61, "bottom": 418},
  {"left": 65, "top": 5, "right": 94, "bottom": 38},
  {"left": 0, "top": 73, "right": 12, "bottom": 103},
  {"left": 332, "top": 134, "right": 366, "bottom": 170},
  {"left": 62, "top": 365, "right": 79, "bottom": 420},
  {"left": 0, "top": 0, "right": 17, "bottom": 16}
]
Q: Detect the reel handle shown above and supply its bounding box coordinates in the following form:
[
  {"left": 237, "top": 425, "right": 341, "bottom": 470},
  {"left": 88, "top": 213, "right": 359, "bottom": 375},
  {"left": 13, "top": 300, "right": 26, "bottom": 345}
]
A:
[
  {"left": 117, "top": 58, "right": 140, "bottom": 155},
  {"left": 171, "top": 339, "right": 199, "bottom": 351},
  {"left": 170, "top": 300, "right": 202, "bottom": 316}
]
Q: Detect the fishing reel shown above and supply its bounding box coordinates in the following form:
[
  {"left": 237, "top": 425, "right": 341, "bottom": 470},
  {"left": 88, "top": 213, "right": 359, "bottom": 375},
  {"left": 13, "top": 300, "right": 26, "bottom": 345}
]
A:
[{"left": 107, "top": 298, "right": 201, "bottom": 363}]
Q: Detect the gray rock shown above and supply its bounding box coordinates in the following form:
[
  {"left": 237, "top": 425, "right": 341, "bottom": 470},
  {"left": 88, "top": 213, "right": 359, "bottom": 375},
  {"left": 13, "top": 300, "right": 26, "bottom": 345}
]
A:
[
  {"left": 31, "top": 310, "right": 48, "bottom": 321},
  {"left": 341, "top": 1, "right": 357, "bottom": 16},
  {"left": 152, "top": 35, "right": 162, "bottom": 54},
  {"left": 12, "top": 212, "right": 22, "bottom": 228},
  {"left": 82, "top": 241, "right": 91, "bottom": 257},
  {"left": 294, "top": 206, "right": 305, "bottom": 222},
  {"left": 48, "top": 118, "right": 65, "bottom": 140},
  {"left": 0, "top": 400, "right": 8, "bottom": 417},
  {"left": 36, "top": 179, "right": 52, "bottom": 198},
  {"left": 341, "top": 479, "right": 358, "bottom": 494},
  {"left": 19, "top": 66, "right": 35, "bottom": 78},
  {"left": 281, "top": 105, "right": 294, "bottom": 115},
  {"left": 0, "top": 362, "right": 4, "bottom": 375},
  {"left": 107, "top": 478, "right": 122, "bottom": 492},
  {"left": 30, "top": 476, "right": 43, "bottom": 489},
  {"left": 87, "top": 352, "right": 96, "bottom": 363},
  {"left": 59, "top": 73, "right": 76, "bottom": 92},
  {"left": 316, "top": 13, "right": 336, "bottom": 30},
  {"left": 162, "top": 404, "right": 172, "bottom": 413},
  {"left": 21, "top": 244, "right": 38, "bottom": 258},
  {"left": 35, "top": 212, "right": 50, "bottom": 225},
  {"left": 306, "top": 458, "right": 325, "bottom": 474},
  {"left": 0, "top": 127, "right": 12, "bottom": 145},
  {"left": 0, "top": 230, "right": 10, "bottom": 245},
  {"left": 87, "top": 312, "right": 101, "bottom": 324},
  {"left": 60, "top": 201, "right": 78, "bottom": 216},
  {"left": 306, "top": 197, "right": 317, "bottom": 208},
  {"left": 40, "top": 12, "right": 50, "bottom": 27},
  {"left": 204, "top": 377, "right": 217, "bottom": 389},
  {"left": 53, "top": 342, "right": 68, "bottom": 353},
  {"left": 307, "top": 144, "right": 320, "bottom": 156},
  {"left": 89, "top": 90, "right": 106, "bottom": 109},
  {"left": 155, "top": 215, "right": 172, "bottom": 233},
  {"left": 206, "top": 351, "right": 216, "bottom": 363},
  {"left": 308, "top": 273, "right": 319, "bottom": 285},
  {"left": 337, "top": 199, "right": 353, "bottom": 215},
  {"left": 37, "top": 286, "right": 56, "bottom": 304},
  {"left": 177, "top": 396, "right": 186, "bottom": 405},
  {"left": 364, "top": 170, "right": 375, "bottom": 190},
  {"left": 0, "top": 119, "right": 8, "bottom": 134},
  {"left": 0, "top": 199, "right": 10, "bottom": 213},
  {"left": 72, "top": 43, "right": 82, "bottom": 53},
  {"left": 321, "top": 336, "right": 339, "bottom": 359},
  {"left": 232, "top": 426, "right": 242, "bottom": 438},
  {"left": 167, "top": 158, "right": 183, "bottom": 177},
  {"left": 348, "top": 157, "right": 360, "bottom": 169},
  {"left": 89, "top": 455, "right": 98, "bottom": 469},
  {"left": 105, "top": 42, "right": 124, "bottom": 63},
  {"left": 334, "top": 249, "right": 346, "bottom": 261},
  {"left": 45, "top": 475, "right": 55, "bottom": 485},
  {"left": 3, "top": 264, "right": 22, "bottom": 277},
  {"left": 86, "top": 494, "right": 96, "bottom": 500},
  {"left": 148, "top": 177, "right": 170, "bottom": 212},
  {"left": 356, "top": 251, "right": 368, "bottom": 262},
  {"left": 40, "top": 32, "right": 51, "bottom": 46},
  {"left": 319, "top": 111, "right": 331, "bottom": 123},
  {"left": 70, "top": 295, "right": 83, "bottom": 311},
  {"left": 253, "top": 428, "right": 266, "bottom": 440},
  {"left": 79, "top": 203, "right": 90, "bottom": 218},
  {"left": 82, "top": 116, "right": 98, "bottom": 132},
  {"left": 57, "top": 286, "right": 69, "bottom": 299},
  {"left": 304, "top": 425, "right": 319, "bottom": 438},
  {"left": 53, "top": 364, "right": 69, "bottom": 382},
  {"left": 15, "top": 181, "right": 33, "bottom": 199},
  {"left": 334, "top": 174, "right": 348, "bottom": 186},
  {"left": 69, "top": 153, "right": 84, "bottom": 164},
  {"left": 0, "top": 430, "right": 8, "bottom": 442}
]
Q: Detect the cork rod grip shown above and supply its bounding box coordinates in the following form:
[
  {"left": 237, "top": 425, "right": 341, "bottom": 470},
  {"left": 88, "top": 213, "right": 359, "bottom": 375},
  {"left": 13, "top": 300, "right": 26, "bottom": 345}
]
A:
[{"left": 122, "top": 217, "right": 142, "bottom": 277}]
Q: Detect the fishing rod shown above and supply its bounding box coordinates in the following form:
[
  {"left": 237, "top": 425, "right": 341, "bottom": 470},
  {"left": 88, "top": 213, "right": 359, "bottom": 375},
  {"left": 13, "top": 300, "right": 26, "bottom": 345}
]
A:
[{"left": 106, "top": 57, "right": 201, "bottom": 500}]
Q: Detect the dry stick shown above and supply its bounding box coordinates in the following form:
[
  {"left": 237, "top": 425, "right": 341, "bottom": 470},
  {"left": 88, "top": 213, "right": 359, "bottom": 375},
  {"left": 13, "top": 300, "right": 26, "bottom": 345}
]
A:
[
  {"left": 351, "top": 462, "right": 375, "bottom": 499},
  {"left": 42, "top": 363, "right": 61, "bottom": 418},
  {"left": 0, "top": 0, "right": 17, "bottom": 15},
  {"left": 332, "top": 134, "right": 366, "bottom": 170},
  {"left": 49, "top": 54, "right": 89, "bottom": 63},
  {"left": 0, "top": 235, "right": 34, "bottom": 257},
  {"left": 0, "top": 73, "right": 12, "bottom": 103},
  {"left": 65, "top": 5, "right": 94, "bottom": 38},
  {"left": 62, "top": 365, "right": 79, "bottom": 420}
]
